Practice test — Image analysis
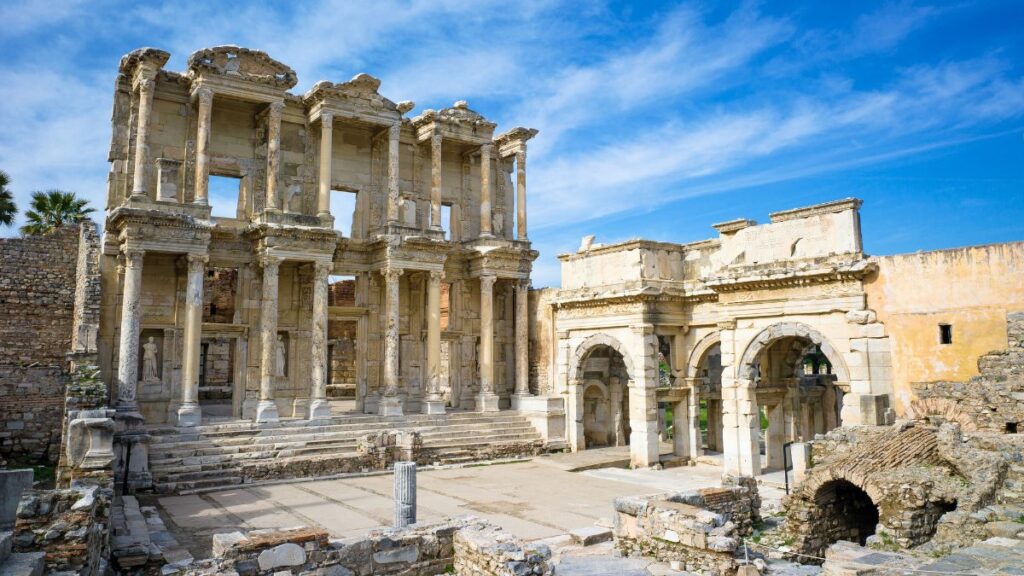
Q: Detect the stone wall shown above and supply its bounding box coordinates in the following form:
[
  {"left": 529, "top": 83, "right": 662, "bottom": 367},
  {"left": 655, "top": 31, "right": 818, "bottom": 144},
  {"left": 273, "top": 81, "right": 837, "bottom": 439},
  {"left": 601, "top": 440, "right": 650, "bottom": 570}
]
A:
[
  {"left": 176, "top": 516, "right": 553, "bottom": 576},
  {"left": 908, "top": 311, "right": 1024, "bottom": 432},
  {"left": 612, "top": 478, "right": 761, "bottom": 575},
  {"left": 14, "top": 480, "right": 112, "bottom": 575},
  {"left": 0, "top": 223, "right": 100, "bottom": 463}
]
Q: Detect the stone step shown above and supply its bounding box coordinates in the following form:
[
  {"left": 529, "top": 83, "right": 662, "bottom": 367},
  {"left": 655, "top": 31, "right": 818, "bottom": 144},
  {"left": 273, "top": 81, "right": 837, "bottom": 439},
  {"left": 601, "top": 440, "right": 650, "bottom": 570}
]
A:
[
  {"left": 0, "top": 551, "right": 44, "bottom": 576},
  {"left": 154, "top": 475, "right": 243, "bottom": 494}
]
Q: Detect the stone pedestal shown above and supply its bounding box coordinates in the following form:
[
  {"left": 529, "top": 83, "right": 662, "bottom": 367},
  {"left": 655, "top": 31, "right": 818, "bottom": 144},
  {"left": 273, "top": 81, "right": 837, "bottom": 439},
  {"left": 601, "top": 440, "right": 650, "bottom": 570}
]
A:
[
  {"left": 256, "top": 400, "right": 279, "bottom": 423},
  {"left": 476, "top": 392, "right": 500, "bottom": 413},
  {"left": 309, "top": 399, "right": 332, "bottom": 420},
  {"left": 378, "top": 396, "right": 404, "bottom": 417},
  {"left": 177, "top": 404, "right": 202, "bottom": 428},
  {"left": 422, "top": 398, "right": 446, "bottom": 415}
]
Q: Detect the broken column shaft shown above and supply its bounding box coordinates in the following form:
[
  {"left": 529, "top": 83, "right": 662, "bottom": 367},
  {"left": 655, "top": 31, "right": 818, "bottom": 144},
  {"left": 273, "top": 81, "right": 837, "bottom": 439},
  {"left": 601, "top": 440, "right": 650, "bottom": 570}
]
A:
[{"left": 394, "top": 461, "right": 416, "bottom": 528}]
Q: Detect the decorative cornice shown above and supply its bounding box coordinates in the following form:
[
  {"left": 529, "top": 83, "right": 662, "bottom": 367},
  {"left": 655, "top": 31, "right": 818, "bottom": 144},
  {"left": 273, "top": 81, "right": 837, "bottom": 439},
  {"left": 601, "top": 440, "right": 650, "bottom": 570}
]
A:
[
  {"left": 187, "top": 45, "right": 297, "bottom": 90},
  {"left": 704, "top": 258, "right": 875, "bottom": 293}
]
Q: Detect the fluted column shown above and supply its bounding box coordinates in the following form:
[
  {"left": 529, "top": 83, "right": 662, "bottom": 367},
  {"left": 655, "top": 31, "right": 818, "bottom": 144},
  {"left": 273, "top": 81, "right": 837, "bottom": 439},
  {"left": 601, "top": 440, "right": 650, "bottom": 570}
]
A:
[
  {"left": 379, "top": 267, "right": 404, "bottom": 416},
  {"left": 516, "top": 147, "right": 528, "bottom": 240},
  {"left": 513, "top": 278, "right": 530, "bottom": 398},
  {"left": 424, "top": 270, "right": 445, "bottom": 414},
  {"left": 193, "top": 88, "right": 213, "bottom": 206},
  {"left": 317, "top": 112, "right": 334, "bottom": 220},
  {"left": 476, "top": 274, "right": 499, "bottom": 411},
  {"left": 178, "top": 254, "right": 207, "bottom": 427},
  {"left": 265, "top": 101, "right": 284, "bottom": 213},
  {"left": 479, "top": 144, "right": 493, "bottom": 237},
  {"left": 131, "top": 78, "right": 156, "bottom": 199},
  {"left": 257, "top": 255, "right": 281, "bottom": 423},
  {"left": 429, "top": 130, "right": 443, "bottom": 230},
  {"left": 310, "top": 261, "right": 332, "bottom": 420},
  {"left": 116, "top": 249, "right": 145, "bottom": 413},
  {"left": 393, "top": 461, "right": 417, "bottom": 527},
  {"left": 387, "top": 123, "right": 401, "bottom": 223}
]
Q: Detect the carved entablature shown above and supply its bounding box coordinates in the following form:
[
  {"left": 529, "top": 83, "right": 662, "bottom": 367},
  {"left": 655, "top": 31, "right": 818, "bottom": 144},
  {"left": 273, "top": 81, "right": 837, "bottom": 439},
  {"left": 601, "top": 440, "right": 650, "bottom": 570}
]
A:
[
  {"left": 187, "top": 45, "right": 297, "bottom": 89},
  {"left": 245, "top": 223, "right": 339, "bottom": 262},
  {"left": 411, "top": 100, "right": 496, "bottom": 145},
  {"left": 705, "top": 258, "right": 876, "bottom": 293},
  {"left": 494, "top": 127, "right": 539, "bottom": 157},
  {"left": 555, "top": 298, "right": 652, "bottom": 321},
  {"left": 465, "top": 243, "right": 537, "bottom": 279},
  {"left": 303, "top": 74, "right": 413, "bottom": 126},
  {"left": 108, "top": 207, "right": 213, "bottom": 255},
  {"left": 118, "top": 47, "right": 170, "bottom": 85}
]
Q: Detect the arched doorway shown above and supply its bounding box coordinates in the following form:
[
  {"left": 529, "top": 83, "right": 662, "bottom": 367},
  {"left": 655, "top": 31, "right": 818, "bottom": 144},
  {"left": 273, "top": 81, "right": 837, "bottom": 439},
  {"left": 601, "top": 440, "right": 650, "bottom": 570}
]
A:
[
  {"left": 571, "top": 338, "right": 633, "bottom": 451},
  {"left": 688, "top": 335, "right": 724, "bottom": 454},
  {"left": 738, "top": 323, "right": 849, "bottom": 472},
  {"left": 801, "top": 479, "right": 879, "bottom": 558}
]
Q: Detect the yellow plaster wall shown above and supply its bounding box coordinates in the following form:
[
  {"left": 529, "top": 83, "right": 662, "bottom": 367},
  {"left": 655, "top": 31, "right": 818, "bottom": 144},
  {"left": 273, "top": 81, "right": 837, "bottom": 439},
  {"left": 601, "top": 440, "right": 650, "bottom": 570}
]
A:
[{"left": 865, "top": 242, "right": 1024, "bottom": 412}]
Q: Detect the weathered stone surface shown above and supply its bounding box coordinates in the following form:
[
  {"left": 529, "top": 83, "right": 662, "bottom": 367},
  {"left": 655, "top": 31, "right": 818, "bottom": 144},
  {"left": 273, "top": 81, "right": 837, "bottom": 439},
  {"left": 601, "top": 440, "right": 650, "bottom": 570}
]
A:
[{"left": 256, "top": 542, "right": 305, "bottom": 571}]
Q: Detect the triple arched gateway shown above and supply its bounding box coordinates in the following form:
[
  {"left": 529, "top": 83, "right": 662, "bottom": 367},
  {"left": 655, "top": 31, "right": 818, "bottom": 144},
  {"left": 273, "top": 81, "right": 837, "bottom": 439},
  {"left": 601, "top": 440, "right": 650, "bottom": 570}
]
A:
[{"left": 550, "top": 198, "right": 896, "bottom": 476}]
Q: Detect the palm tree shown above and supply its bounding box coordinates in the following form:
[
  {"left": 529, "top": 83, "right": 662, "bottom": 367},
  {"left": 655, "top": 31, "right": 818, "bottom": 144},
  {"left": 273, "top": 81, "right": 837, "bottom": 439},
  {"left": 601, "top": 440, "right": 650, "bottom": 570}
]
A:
[
  {"left": 0, "top": 170, "right": 15, "bottom": 226},
  {"left": 20, "top": 190, "right": 94, "bottom": 235}
]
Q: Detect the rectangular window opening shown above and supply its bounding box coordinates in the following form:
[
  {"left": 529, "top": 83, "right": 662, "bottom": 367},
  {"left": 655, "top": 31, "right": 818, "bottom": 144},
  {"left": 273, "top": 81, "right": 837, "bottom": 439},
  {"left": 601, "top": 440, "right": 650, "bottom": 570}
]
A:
[
  {"left": 939, "top": 324, "right": 953, "bottom": 345},
  {"left": 328, "top": 275, "right": 356, "bottom": 307},
  {"left": 1006, "top": 422, "right": 1018, "bottom": 434},
  {"left": 330, "top": 189, "right": 358, "bottom": 237},
  {"left": 208, "top": 175, "right": 242, "bottom": 219},
  {"left": 441, "top": 203, "right": 453, "bottom": 239},
  {"left": 203, "top": 267, "right": 238, "bottom": 323}
]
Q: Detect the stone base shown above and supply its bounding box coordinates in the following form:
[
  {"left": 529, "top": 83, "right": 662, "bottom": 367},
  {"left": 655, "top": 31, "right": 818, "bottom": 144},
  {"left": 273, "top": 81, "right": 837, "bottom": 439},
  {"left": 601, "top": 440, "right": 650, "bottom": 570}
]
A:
[
  {"left": 255, "top": 400, "right": 279, "bottom": 423},
  {"left": 292, "top": 398, "right": 310, "bottom": 419},
  {"left": 177, "top": 403, "right": 202, "bottom": 427},
  {"left": 476, "top": 393, "right": 500, "bottom": 413},
  {"left": 422, "top": 398, "right": 446, "bottom": 415},
  {"left": 378, "top": 395, "right": 404, "bottom": 417},
  {"left": 309, "top": 399, "right": 332, "bottom": 420}
]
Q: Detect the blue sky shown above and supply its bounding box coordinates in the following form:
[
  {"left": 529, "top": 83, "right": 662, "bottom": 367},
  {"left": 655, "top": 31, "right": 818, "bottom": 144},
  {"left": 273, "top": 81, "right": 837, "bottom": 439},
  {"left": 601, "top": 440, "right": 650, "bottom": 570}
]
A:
[{"left": 1, "top": 1, "right": 1021, "bottom": 287}]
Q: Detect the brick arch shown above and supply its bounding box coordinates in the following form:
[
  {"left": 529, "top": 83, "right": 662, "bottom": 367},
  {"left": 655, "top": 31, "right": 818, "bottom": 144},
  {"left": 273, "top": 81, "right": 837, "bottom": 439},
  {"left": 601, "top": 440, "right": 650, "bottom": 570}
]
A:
[
  {"left": 799, "top": 466, "right": 885, "bottom": 506},
  {"left": 737, "top": 322, "right": 850, "bottom": 383},
  {"left": 686, "top": 331, "right": 721, "bottom": 379},
  {"left": 905, "top": 398, "right": 978, "bottom": 432},
  {"left": 568, "top": 333, "right": 635, "bottom": 386}
]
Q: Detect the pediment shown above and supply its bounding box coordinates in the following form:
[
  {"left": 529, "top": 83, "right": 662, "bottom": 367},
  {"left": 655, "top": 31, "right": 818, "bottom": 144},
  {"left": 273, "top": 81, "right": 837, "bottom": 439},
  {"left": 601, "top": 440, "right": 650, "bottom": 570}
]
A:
[{"left": 187, "top": 45, "right": 297, "bottom": 90}]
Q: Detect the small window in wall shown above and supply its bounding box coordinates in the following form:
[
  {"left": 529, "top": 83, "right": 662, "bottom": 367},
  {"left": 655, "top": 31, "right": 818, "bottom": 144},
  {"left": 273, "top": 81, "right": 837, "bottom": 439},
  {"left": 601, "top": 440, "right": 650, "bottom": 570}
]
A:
[
  {"left": 1006, "top": 422, "right": 1019, "bottom": 434},
  {"left": 331, "top": 190, "right": 358, "bottom": 237},
  {"left": 441, "top": 203, "right": 453, "bottom": 238},
  {"left": 939, "top": 324, "right": 953, "bottom": 345},
  {"left": 208, "top": 175, "right": 242, "bottom": 219}
]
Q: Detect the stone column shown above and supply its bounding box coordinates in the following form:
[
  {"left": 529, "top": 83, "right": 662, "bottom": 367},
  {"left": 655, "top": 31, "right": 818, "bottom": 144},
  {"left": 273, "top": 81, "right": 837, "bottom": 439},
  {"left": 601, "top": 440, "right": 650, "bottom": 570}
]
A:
[
  {"left": 766, "top": 403, "right": 786, "bottom": 469},
  {"left": 193, "top": 88, "right": 213, "bottom": 206},
  {"left": 387, "top": 122, "right": 401, "bottom": 224},
  {"left": 116, "top": 249, "right": 145, "bottom": 413},
  {"left": 131, "top": 78, "right": 156, "bottom": 199},
  {"left": 379, "top": 267, "right": 404, "bottom": 416},
  {"left": 515, "top": 147, "right": 527, "bottom": 240},
  {"left": 629, "top": 325, "right": 661, "bottom": 468},
  {"left": 309, "top": 261, "right": 332, "bottom": 420},
  {"left": 265, "top": 101, "right": 284, "bottom": 213},
  {"left": 673, "top": 398, "right": 690, "bottom": 460},
  {"left": 256, "top": 255, "right": 281, "bottom": 423},
  {"left": 688, "top": 384, "right": 703, "bottom": 458},
  {"left": 177, "top": 253, "right": 207, "bottom": 427},
  {"left": 476, "top": 274, "right": 499, "bottom": 411},
  {"left": 479, "top": 143, "right": 493, "bottom": 237},
  {"left": 429, "top": 130, "right": 443, "bottom": 230},
  {"left": 317, "top": 112, "right": 333, "bottom": 220},
  {"left": 513, "top": 279, "right": 530, "bottom": 398},
  {"left": 423, "top": 270, "right": 445, "bottom": 414},
  {"left": 394, "top": 461, "right": 417, "bottom": 528},
  {"left": 609, "top": 377, "right": 625, "bottom": 446}
]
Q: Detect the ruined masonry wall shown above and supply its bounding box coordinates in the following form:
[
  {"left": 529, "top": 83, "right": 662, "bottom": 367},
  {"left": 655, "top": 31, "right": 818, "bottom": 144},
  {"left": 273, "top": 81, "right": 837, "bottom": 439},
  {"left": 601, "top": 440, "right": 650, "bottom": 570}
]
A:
[{"left": 0, "top": 223, "right": 99, "bottom": 463}]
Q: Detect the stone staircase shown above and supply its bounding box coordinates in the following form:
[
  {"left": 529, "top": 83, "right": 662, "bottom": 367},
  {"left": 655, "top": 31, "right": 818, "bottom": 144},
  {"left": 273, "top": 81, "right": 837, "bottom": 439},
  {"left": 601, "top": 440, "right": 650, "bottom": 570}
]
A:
[{"left": 147, "top": 411, "right": 547, "bottom": 494}]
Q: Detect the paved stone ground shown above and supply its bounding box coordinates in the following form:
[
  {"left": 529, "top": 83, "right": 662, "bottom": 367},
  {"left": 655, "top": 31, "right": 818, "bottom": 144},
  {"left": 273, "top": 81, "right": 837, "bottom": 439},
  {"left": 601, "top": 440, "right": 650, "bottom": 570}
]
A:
[{"left": 151, "top": 453, "right": 786, "bottom": 559}]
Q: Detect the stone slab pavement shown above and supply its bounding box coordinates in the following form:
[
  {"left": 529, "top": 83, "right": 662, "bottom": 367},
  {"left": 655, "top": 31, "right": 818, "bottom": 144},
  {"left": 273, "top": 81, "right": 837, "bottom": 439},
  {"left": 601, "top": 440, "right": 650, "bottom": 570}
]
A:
[{"left": 152, "top": 457, "right": 785, "bottom": 559}]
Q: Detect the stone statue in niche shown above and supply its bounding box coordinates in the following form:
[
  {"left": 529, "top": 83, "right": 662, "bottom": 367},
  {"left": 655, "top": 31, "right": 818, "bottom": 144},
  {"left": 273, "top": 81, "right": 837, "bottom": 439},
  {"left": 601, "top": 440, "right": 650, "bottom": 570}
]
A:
[
  {"left": 285, "top": 179, "right": 301, "bottom": 213},
  {"left": 492, "top": 210, "right": 504, "bottom": 237},
  {"left": 142, "top": 336, "right": 160, "bottom": 382},
  {"left": 275, "top": 334, "right": 287, "bottom": 377}
]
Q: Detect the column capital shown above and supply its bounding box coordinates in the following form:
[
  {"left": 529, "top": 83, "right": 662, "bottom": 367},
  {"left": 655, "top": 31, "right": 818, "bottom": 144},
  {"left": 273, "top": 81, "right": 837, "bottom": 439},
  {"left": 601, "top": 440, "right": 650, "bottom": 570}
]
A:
[
  {"left": 382, "top": 267, "right": 404, "bottom": 282},
  {"left": 268, "top": 100, "right": 285, "bottom": 116},
  {"left": 186, "top": 253, "right": 208, "bottom": 273},
  {"left": 517, "top": 278, "right": 531, "bottom": 290},
  {"left": 479, "top": 273, "right": 497, "bottom": 290},
  {"left": 320, "top": 111, "right": 333, "bottom": 126},
  {"left": 137, "top": 77, "right": 156, "bottom": 94},
  {"left": 260, "top": 254, "right": 283, "bottom": 271},
  {"left": 479, "top": 143, "right": 494, "bottom": 155},
  {"left": 388, "top": 122, "right": 401, "bottom": 138},
  {"left": 314, "top": 260, "right": 333, "bottom": 279},
  {"left": 428, "top": 269, "right": 445, "bottom": 282},
  {"left": 195, "top": 86, "right": 214, "bottom": 106},
  {"left": 122, "top": 248, "right": 146, "bottom": 267}
]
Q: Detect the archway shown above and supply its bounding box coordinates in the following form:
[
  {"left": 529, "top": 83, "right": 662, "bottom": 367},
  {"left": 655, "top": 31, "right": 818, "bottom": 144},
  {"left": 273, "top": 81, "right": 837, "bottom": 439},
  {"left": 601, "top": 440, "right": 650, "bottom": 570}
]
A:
[
  {"left": 803, "top": 479, "right": 879, "bottom": 557},
  {"left": 571, "top": 337, "right": 632, "bottom": 451},
  {"left": 738, "top": 323, "right": 849, "bottom": 471},
  {"left": 688, "top": 334, "right": 724, "bottom": 453}
]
